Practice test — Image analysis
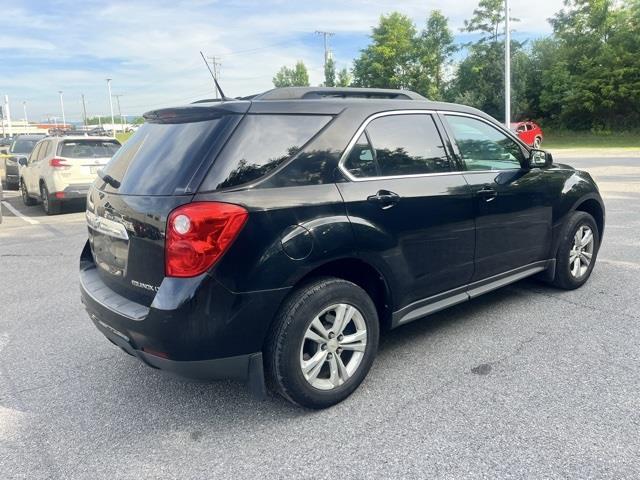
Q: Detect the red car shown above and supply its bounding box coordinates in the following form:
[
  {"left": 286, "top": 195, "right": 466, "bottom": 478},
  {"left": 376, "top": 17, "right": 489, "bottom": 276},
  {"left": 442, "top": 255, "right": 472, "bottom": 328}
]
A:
[{"left": 512, "top": 121, "right": 543, "bottom": 148}]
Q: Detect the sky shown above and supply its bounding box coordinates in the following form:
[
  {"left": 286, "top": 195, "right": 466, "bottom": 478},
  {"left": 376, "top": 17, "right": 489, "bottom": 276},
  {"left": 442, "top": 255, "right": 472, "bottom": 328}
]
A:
[{"left": 0, "top": 0, "right": 564, "bottom": 122}]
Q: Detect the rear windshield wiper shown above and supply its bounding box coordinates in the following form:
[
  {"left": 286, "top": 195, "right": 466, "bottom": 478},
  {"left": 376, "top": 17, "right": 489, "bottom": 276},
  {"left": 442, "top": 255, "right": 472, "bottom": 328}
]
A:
[{"left": 98, "top": 170, "right": 121, "bottom": 189}]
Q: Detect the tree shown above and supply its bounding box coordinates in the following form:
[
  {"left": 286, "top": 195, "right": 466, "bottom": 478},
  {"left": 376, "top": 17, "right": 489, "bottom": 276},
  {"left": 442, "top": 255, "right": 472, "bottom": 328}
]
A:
[
  {"left": 336, "top": 68, "right": 352, "bottom": 87},
  {"left": 540, "top": 0, "right": 640, "bottom": 129},
  {"left": 273, "top": 61, "right": 310, "bottom": 87},
  {"left": 324, "top": 57, "right": 336, "bottom": 87},
  {"left": 352, "top": 13, "right": 417, "bottom": 89},
  {"left": 448, "top": 0, "right": 524, "bottom": 121},
  {"left": 413, "top": 10, "right": 457, "bottom": 99}
]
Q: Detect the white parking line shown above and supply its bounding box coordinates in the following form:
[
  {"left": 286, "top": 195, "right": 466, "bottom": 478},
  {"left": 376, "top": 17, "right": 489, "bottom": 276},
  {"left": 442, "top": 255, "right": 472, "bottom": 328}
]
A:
[{"left": 1, "top": 201, "right": 40, "bottom": 225}]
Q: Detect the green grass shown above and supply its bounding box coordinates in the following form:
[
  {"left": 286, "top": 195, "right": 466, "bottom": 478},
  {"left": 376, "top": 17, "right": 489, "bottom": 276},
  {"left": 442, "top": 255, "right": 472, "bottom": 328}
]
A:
[
  {"left": 116, "top": 132, "right": 133, "bottom": 143},
  {"left": 543, "top": 131, "right": 640, "bottom": 149}
]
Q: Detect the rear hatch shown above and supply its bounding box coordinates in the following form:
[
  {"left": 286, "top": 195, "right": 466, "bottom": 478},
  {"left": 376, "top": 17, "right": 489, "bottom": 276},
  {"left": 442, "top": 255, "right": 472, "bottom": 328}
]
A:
[
  {"left": 85, "top": 102, "right": 248, "bottom": 305},
  {"left": 56, "top": 138, "right": 120, "bottom": 183}
]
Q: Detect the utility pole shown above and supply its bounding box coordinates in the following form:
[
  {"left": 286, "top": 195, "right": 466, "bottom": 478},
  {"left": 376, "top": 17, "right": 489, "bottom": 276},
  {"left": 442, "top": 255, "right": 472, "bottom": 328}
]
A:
[
  {"left": 81, "top": 94, "right": 88, "bottom": 127},
  {"left": 207, "top": 56, "right": 222, "bottom": 99},
  {"left": 4, "top": 95, "right": 12, "bottom": 137},
  {"left": 1, "top": 104, "right": 5, "bottom": 138},
  {"left": 106, "top": 78, "right": 116, "bottom": 137},
  {"left": 114, "top": 94, "right": 124, "bottom": 132},
  {"left": 504, "top": 0, "right": 511, "bottom": 128},
  {"left": 58, "top": 91, "right": 66, "bottom": 129},
  {"left": 315, "top": 30, "right": 335, "bottom": 71},
  {"left": 23, "top": 101, "right": 28, "bottom": 133}
]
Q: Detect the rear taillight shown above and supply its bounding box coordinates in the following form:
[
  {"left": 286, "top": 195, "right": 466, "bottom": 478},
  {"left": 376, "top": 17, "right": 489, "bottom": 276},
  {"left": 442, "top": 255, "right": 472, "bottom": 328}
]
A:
[
  {"left": 165, "top": 202, "right": 248, "bottom": 278},
  {"left": 50, "top": 157, "right": 70, "bottom": 168}
]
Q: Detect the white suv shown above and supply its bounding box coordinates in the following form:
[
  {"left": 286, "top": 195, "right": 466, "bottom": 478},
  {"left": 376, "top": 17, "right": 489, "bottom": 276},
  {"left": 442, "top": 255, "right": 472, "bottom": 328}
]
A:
[{"left": 20, "top": 135, "right": 120, "bottom": 214}]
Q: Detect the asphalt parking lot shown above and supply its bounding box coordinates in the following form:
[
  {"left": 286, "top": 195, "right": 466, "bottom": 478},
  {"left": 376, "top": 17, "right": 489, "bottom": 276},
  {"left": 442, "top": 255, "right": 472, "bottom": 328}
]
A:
[{"left": 1, "top": 154, "right": 639, "bottom": 479}]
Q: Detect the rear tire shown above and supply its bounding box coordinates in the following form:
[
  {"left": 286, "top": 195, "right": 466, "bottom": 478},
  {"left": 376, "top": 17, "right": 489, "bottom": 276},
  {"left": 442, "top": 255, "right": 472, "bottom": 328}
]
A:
[
  {"left": 21, "top": 180, "right": 37, "bottom": 206},
  {"left": 533, "top": 136, "right": 542, "bottom": 148},
  {"left": 40, "top": 183, "right": 61, "bottom": 215},
  {"left": 551, "top": 211, "right": 599, "bottom": 290},
  {"left": 265, "top": 277, "right": 379, "bottom": 409}
]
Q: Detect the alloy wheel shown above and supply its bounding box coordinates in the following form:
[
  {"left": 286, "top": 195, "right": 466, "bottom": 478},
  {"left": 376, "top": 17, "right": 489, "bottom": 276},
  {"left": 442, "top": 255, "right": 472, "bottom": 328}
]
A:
[
  {"left": 299, "top": 303, "right": 367, "bottom": 390},
  {"left": 569, "top": 225, "right": 594, "bottom": 278}
]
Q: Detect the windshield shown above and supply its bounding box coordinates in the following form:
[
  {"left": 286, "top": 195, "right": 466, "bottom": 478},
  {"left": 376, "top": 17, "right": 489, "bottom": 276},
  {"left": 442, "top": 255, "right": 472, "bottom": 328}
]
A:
[
  {"left": 59, "top": 140, "right": 121, "bottom": 158},
  {"left": 10, "top": 139, "right": 38, "bottom": 154}
]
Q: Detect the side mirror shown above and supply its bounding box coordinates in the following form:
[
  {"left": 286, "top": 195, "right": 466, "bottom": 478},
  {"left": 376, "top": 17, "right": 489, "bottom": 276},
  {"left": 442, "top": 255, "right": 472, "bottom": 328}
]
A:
[
  {"left": 527, "top": 149, "right": 552, "bottom": 169},
  {"left": 18, "top": 157, "right": 28, "bottom": 167}
]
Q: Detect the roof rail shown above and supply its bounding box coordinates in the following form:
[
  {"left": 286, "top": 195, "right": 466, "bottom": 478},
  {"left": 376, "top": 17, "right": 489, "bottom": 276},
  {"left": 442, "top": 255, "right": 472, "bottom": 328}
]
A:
[{"left": 254, "top": 87, "right": 425, "bottom": 101}]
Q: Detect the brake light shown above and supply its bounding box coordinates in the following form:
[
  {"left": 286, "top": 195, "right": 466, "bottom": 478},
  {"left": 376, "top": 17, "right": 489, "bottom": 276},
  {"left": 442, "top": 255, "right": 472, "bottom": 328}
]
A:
[
  {"left": 165, "top": 202, "right": 248, "bottom": 277},
  {"left": 50, "top": 157, "right": 70, "bottom": 168}
]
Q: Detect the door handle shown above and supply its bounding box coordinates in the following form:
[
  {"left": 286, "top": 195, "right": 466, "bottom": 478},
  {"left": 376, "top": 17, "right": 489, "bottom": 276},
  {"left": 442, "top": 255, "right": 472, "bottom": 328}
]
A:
[
  {"left": 477, "top": 186, "right": 497, "bottom": 202},
  {"left": 367, "top": 190, "right": 400, "bottom": 209}
]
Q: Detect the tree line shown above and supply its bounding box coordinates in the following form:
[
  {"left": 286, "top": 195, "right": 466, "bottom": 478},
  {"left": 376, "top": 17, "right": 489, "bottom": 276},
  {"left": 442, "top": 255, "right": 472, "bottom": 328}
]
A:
[{"left": 272, "top": 0, "right": 640, "bottom": 131}]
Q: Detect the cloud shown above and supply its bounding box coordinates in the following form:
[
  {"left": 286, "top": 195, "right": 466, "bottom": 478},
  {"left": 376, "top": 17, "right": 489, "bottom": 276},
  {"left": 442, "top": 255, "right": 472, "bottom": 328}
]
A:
[{"left": 1, "top": 0, "right": 560, "bottom": 120}]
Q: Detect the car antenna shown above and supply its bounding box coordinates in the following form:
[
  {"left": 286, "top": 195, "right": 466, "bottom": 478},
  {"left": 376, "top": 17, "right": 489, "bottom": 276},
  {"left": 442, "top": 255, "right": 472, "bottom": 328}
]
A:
[{"left": 199, "top": 51, "right": 229, "bottom": 102}]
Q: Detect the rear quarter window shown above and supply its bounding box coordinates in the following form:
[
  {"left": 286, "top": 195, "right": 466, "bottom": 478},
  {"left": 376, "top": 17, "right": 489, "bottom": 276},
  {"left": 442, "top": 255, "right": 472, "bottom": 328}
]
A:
[{"left": 200, "top": 114, "right": 331, "bottom": 191}]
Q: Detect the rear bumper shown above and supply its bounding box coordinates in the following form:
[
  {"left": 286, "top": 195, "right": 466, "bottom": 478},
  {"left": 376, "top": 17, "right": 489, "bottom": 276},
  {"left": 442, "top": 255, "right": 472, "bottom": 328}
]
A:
[
  {"left": 79, "top": 242, "right": 289, "bottom": 395},
  {"left": 91, "top": 312, "right": 265, "bottom": 396},
  {"left": 59, "top": 184, "right": 92, "bottom": 200}
]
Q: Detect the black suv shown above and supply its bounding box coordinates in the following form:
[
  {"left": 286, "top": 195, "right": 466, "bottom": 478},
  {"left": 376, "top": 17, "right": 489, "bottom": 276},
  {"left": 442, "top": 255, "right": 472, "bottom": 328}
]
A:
[{"left": 80, "top": 87, "right": 604, "bottom": 408}]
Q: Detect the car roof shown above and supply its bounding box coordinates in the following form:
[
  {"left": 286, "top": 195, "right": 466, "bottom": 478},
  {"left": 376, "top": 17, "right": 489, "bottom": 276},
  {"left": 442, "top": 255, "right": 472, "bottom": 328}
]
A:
[
  {"left": 15, "top": 134, "right": 46, "bottom": 140},
  {"left": 146, "top": 87, "right": 497, "bottom": 124},
  {"left": 50, "top": 135, "right": 117, "bottom": 141}
]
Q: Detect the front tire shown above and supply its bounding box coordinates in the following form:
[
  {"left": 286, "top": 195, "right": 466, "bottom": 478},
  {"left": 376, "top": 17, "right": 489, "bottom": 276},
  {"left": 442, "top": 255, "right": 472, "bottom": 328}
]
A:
[
  {"left": 533, "top": 136, "right": 542, "bottom": 148},
  {"left": 21, "top": 180, "right": 37, "bottom": 206},
  {"left": 551, "top": 211, "right": 599, "bottom": 290},
  {"left": 265, "top": 277, "right": 379, "bottom": 409}
]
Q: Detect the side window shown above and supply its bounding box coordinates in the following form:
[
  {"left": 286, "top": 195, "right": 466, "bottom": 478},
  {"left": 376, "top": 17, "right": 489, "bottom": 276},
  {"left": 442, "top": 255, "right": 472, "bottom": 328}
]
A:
[
  {"left": 343, "top": 114, "right": 450, "bottom": 178},
  {"left": 201, "top": 114, "right": 331, "bottom": 190},
  {"left": 40, "top": 141, "right": 51, "bottom": 159},
  {"left": 29, "top": 143, "right": 42, "bottom": 164},
  {"left": 445, "top": 115, "right": 525, "bottom": 171},
  {"left": 343, "top": 133, "right": 377, "bottom": 178}
]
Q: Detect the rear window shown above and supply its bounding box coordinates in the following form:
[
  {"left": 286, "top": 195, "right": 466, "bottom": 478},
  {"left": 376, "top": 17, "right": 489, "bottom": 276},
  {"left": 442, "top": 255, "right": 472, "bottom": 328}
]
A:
[
  {"left": 59, "top": 140, "right": 120, "bottom": 158},
  {"left": 200, "top": 114, "right": 331, "bottom": 190},
  {"left": 100, "top": 118, "right": 232, "bottom": 195},
  {"left": 10, "top": 139, "right": 38, "bottom": 154}
]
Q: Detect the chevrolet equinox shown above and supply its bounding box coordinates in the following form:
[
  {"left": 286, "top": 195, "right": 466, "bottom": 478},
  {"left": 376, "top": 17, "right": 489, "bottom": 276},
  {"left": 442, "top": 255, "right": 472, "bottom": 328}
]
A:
[{"left": 80, "top": 87, "right": 605, "bottom": 408}]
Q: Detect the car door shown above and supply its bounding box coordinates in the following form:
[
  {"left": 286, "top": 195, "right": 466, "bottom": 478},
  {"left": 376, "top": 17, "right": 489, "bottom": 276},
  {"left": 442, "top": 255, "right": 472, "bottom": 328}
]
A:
[
  {"left": 337, "top": 111, "right": 475, "bottom": 316},
  {"left": 25, "top": 141, "right": 43, "bottom": 194},
  {"left": 441, "top": 113, "right": 553, "bottom": 281}
]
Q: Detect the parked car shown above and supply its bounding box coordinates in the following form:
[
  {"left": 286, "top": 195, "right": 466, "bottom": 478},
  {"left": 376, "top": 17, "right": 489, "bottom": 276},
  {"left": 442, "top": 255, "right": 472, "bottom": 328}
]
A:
[
  {"left": 512, "top": 121, "right": 543, "bottom": 148},
  {"left": 0, "top": 136, "right": 14, "bottom": 155},
  {"left": 80, "top": 87, "right": 604, "bottom": 408},
  {"left": 4, "top": 134, "right": 43, "bottom": 190},
  {"left": 19, "top": 135, "right": 120, "bottom": 214}
]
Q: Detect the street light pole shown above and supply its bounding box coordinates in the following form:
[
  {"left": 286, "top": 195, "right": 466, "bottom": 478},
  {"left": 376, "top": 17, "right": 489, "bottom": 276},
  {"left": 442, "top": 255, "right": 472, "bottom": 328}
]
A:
[
  {"left": 114, "top": 94, "right": 124, "bottom": 132},
  {"left": 504, "top": 0, "right": 511, "bottom": 128},
  {"left": 4, "top": 95, "right": 12, "bottom": 137},
  {"left": 81, "top": 94, "right": 88, "bottom": 127},
  {"left": 59, "top": 91, "right": 66, "bottom": 129},
  {"left": 23, "top": 101, "right": 28, "bottom": 133},
  {"left": 106, "top": 78, "right": 116, "bottom": 138}
]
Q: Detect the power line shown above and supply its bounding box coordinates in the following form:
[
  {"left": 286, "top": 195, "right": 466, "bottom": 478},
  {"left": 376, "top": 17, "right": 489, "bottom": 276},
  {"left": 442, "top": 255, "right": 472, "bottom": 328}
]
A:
[{"left": 207, "top": 56, "right": 222, "bottom": 99}]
